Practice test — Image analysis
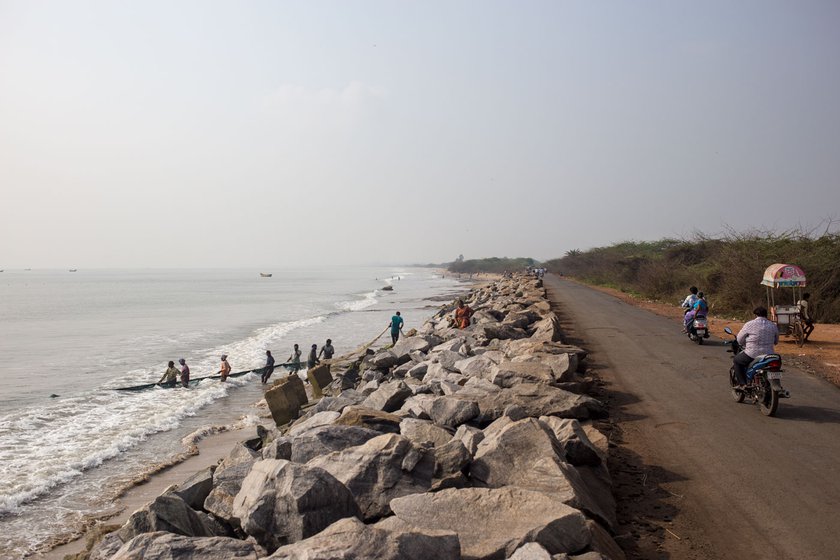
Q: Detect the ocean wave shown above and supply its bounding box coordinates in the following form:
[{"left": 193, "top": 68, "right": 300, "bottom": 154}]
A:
[{"left": 335, "top": 290, "right": 379, "bottom": 312}]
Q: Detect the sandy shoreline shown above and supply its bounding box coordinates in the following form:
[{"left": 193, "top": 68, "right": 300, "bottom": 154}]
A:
[{"left": 41, "top": 421, "right": 267, "bottom": 560}]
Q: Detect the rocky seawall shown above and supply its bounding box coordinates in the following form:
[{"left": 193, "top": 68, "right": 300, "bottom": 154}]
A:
[{"left": 71, "top": 273, "right": 625, "bottom": 560}]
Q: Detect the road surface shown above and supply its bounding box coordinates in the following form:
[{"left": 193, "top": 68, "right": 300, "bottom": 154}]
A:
[{"left": 544, "top": 274, "right": 840, "bottom": 560}]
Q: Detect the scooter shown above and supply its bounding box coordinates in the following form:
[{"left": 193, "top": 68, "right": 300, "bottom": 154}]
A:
[
  {"left": 687, "top": 314, "right": 710, "bottom": 344},
  {"left": 723, "top": 327, "right": 790, "bottom": 417}
]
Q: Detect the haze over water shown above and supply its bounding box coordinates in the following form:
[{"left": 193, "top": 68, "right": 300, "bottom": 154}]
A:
[{"left": 0, "top": 266, "right": 463, "bottom": 558}]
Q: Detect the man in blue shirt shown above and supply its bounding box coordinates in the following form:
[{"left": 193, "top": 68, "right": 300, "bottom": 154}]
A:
[{"left": 389, "top": 311, "right": 404, "bottom": 344}]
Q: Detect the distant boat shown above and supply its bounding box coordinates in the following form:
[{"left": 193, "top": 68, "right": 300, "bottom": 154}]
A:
[
  {"left": 69, "top": 269, "right": 77, "bottom": 272},
  {"left": 260, "top": 273, "right": 273, "bottom": 278},
  {"left": 382, "top": 285, "right": 394, "bottom": 291}
]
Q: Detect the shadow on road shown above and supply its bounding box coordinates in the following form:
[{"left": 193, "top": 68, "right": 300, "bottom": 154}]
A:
[{"left": 773, "top": 404, "right": 840, "bottom": 424}]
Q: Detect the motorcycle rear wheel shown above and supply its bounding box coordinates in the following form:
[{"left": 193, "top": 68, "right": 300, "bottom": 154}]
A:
[
  {"left": 758, "top": 380, "right": 779, "bottom": 416},
  {"left": 729, "top": 367, "right": 744, "bottom": 403}
]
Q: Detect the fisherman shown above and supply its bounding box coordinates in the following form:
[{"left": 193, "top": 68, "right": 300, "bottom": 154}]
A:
[
  {"left": 261, "top": 350, "right": 275, "bottom": 384},
  {"left": 288, "top": 344, "right": 302, "bottom": 375},
  {"left": 319, "top": 338, "right": 335, "bottom": 360},
  {"left": 178, "top": 358, "right": 190, "bottom": 388},
  {"left": 389, "top": 311, "right": 404, "bottom": 344},
  {"left": 158, "top": 360, "right": 180, "bottom": 386},
  {"left": 218, "top": 354, "right": 231, "bottom": 382},
  {"left": 307, "top": 344, "right": 320, "bottom": 369}
]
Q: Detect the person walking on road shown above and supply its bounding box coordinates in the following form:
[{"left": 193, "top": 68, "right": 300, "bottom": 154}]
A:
[
  {"left": 261, "top": 350, "right": 276, "bottom": 384},
  {"left": 389, "top": 311, "right": 404, "bottom": 344}
]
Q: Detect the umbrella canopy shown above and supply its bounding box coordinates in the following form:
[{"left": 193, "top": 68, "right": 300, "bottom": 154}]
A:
[{"left": 761, "top": 263, "right": 807, "bottom": 288}]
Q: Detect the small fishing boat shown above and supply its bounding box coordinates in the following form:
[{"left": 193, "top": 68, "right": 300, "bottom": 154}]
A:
[
  {"left": 69, "top": 269, "right": 77, "bottom": 272},
  {"left": 260, "top": 273, "right": 273, "bottom": 278},
  {"left": 382, "top": 285, "right": 394, "bottom": 291}
]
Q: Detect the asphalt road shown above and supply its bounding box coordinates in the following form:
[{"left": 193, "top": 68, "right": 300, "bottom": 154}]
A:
[{"left": 544, "top": 274, "right": 840, "bottom": 560}]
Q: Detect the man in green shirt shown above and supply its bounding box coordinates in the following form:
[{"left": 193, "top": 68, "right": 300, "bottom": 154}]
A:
[{"left": 389, "top": 311, "right": 404, "bottom": 344}]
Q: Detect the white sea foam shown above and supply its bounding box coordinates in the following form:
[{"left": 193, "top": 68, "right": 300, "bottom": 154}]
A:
[
  {"left": 336, "top": 290, "right": 379, "bottom": 312},
  {"left": 0, "top": 315, "right": 326, "bottom": 514}
]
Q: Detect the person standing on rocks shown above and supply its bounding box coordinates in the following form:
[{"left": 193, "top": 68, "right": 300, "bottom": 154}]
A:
[
  {"left": 287, "top": 344, "right": 302, "bottom": 375},
  {"left": 319, "top": 338, "right": 335, "bottom": 361},
  {"left": 178, "top": 358, "right": 190, "bottom": 388},
  {"left": 389, "top": 311, "right": 404, "bottom": 344},
  {"left": 261, "top": 350, "right": 275, "bottom": 384},
  {"left": 454, "top": 299, "right": 474, "bottom": 329},
  {"left": 218, "top": 354, "right": 231, "bottom": 382},
  {"left": 307, "top": 344, "right": 320, "bottom": 369}
]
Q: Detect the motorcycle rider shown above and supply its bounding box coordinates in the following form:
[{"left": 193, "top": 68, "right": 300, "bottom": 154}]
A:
[
  {"left": 733, "top": 306, "right": 779, "bottom": 388},
  {"left": 681, "top": 286, "right": 700, "bottom": 332},
  {"left": 686, "top": 291, "right": 710, "bottom": 337}
]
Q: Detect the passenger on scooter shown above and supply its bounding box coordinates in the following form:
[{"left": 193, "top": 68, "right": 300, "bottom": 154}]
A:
[
  {"left": 681, "top": 286, "right": 700, "bottom": 332},
  {"left": 685, "top": 292, "right": 710, "bottom": 336},
  {"left": 733, "top": 306, "right": 779, "bottom": 388}
]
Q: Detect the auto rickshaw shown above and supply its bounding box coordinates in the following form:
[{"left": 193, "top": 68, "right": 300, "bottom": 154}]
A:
[{"left": 761, "top": 263, "right": 807, "bottom": 347}]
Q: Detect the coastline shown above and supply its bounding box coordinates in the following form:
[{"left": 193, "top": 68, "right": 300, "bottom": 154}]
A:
[{"left": 41, "top": 276, "right": 483, "bottom": 560}]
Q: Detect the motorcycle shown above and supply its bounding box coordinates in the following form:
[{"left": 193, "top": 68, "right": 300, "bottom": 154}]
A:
[{"left": 723, "top": 326, "right": 790, "bottom": 416}]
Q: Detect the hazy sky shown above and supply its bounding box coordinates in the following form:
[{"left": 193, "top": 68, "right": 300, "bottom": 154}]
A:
[{"left": 2, "top": 1, "right": 839, "bottom": 268}]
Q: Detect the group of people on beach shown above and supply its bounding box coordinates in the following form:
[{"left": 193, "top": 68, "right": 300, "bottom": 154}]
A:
[
  {"left": 259, "top": 339, "right": 336, "bottom": 384},
  {"left": 155, "top": 308, "right": 434, "bottom": 390}
]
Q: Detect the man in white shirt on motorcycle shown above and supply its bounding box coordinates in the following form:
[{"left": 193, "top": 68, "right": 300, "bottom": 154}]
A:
[
  {"left": 681, "top": 286, "right": 700, "bottom": 332},
  {"left": 733, "top": 306, "right": 779, "bottom": 388}
]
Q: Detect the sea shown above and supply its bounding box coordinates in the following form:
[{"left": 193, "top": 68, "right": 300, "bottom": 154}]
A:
[{"left": 0, "top": 267, "right": 465, "bottom": 558}]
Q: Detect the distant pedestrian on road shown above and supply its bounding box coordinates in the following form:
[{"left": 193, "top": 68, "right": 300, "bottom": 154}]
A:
[
  {"left": 307, "top": 344, "right": 320, "bottom": 369},
  {"left": 389, "top": 311, "right": 404, "bottom": 344},
  {"left": 798, "top": 292, "right": 816, "bottom": 342},
  {"left": 178, "top": 358, "right": 190, "bottom": 388},
  {"left": 261, "top": 350, "right": 276, "bottom": 384},
  {"left": 218, "top": 354, "right": 231, "bottom": 382},
  {"left": 319, "top": 339, "right": 335, "bottom": 360},
  {"left": 158, "top": 360, "right": 180, "bottom": 386},
  {"left": 288, "top": 344, "right": 302, "bottom": 375}
]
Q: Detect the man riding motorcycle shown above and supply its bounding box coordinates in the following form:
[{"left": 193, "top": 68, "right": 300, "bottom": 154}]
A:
[
  {"left": 681, "top": 286, "right": 700, "bottom": 332},
  {"left": 733, "top": 306, "right": 779, "bottom": 388}
]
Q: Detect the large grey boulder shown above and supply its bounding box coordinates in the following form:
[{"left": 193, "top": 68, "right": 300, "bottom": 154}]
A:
[
  {"left": 539, "top": 416, "right": 602, "bottom": 467},
  {"left": 530, "top": 313, "right": 562, "bottom": 343},
  {"left": 288, "top": 411, "right": 341, "bottom": 436},
  {"left": 232, "top": 459, "right": 361, "bottom": 552},
  {"left": 432, "top": 439, "right": 470, "bottom": 490},
  {"left": 400, "top": 418, "right": 453, "bottom": 448},
  {"left": 435, "top": 350, "right": 464, "bottom": 372},
  {"left": 290, "top": 424, "right": 381, "bottom": 463},
  {"left": 475, "top": 324, "right": 528, "bottom": 342},
  {"left": 268, "top": 516, "right": 460, "bottom": 560},
  {"left": 407, "top": 362, "right": 429, "bottom": 380},
  {"left": 428, "top": 396, "right": 480, "bottom": 428},
  {"left": 469, "top": 418, "right": 614, "bottom": 530},
  {"left": 370, "top": 349, "right": 400, "bottom": 369},
  {"left": 454, "top": 355, "right": 496, "bottom": 379},
  {"left": 362, "top": 381, "right": 413, "bottom": 412},
  {"left": 204, "top": 453, "right": 258, "bottom": 524},
  {"left": 110, "top": 532, "right": 261, "bottom": 560},
  {"left": 453, "top": 424, "right": 485, "bottom": 456},
  {"left": 508, "top": 542, "right": 553, "bottom": 560},
  {"left": 116, "top": 494, "right": 225, "bottom": 544},
  {"left": 489, "top": 361, "right": 555, "bottom": 387},
  {"left": 389, "top": 487, "right": 591, "bottom": 560},
  {"left": 300, "top": 390, "right": 366, "bottom": 417},
  {"left": 333, "top": 406, "right": 402, "bottom": 434},
  {"left": 391, "top": 337, "right": 432, "bottom": 363},
  {"left": 451, "top": 382, "right": 606, "bottom": 424},
  {"left": 307, "top": 433, "right": 434, "bottom": 520},
  {"left": 173, "top": 467, "right": 215, "bottom": 511}
]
